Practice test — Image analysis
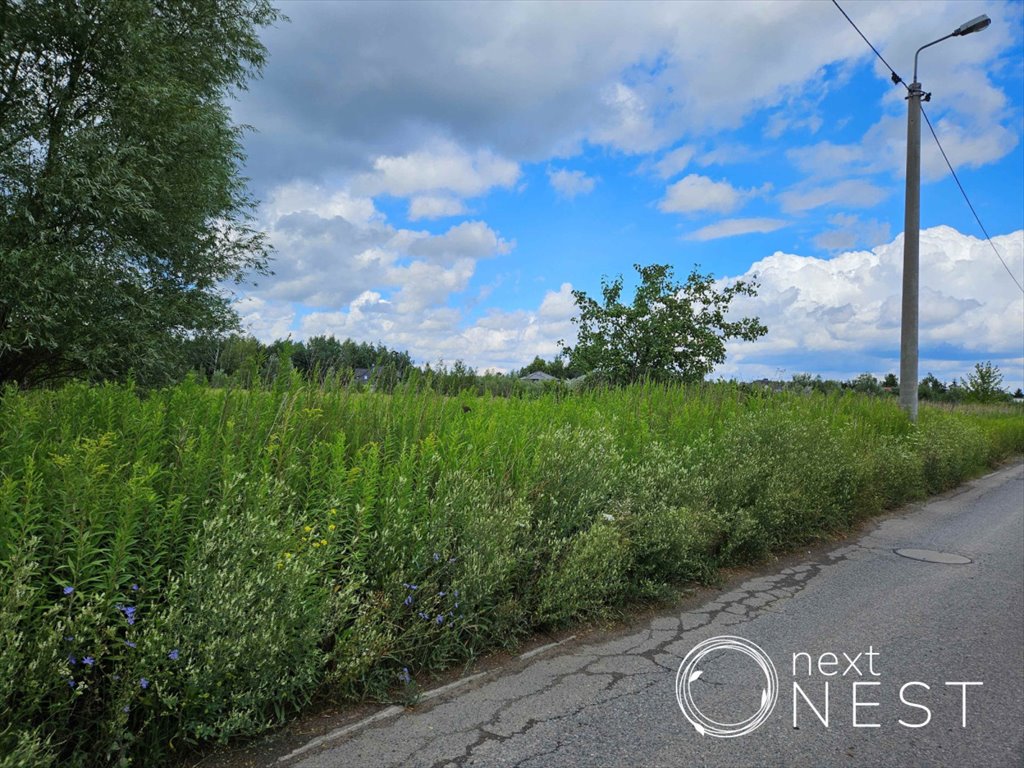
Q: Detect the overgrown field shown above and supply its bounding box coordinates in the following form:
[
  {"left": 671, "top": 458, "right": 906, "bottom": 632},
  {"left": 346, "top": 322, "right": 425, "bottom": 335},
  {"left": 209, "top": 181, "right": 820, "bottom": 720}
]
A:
[{"left": 1, "top": 377, "right": 1022, "bottom": 766}]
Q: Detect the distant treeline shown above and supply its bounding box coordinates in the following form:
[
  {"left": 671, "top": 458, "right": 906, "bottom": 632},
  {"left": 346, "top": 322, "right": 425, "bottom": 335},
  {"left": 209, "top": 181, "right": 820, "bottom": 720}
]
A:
[{"left": 177, "top": 333, "right": 1017, "bottom": 404}]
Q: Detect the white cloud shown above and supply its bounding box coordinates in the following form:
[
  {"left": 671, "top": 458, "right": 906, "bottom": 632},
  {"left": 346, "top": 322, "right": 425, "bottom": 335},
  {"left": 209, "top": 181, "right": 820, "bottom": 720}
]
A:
[
  {"left": 717, "top": 226, "right": 1024, "bottom": 387},
  {"left": 653, "top": 145, "right": 696, "bottom": 178},
  {"left": 406, "top": 220, "right": 514, "bottom": 265},
  {"left": 235, "top": 295, "right": 295, "bottom": 342},
  {"left": 687, "top": 218, "right": 789, "bottom": 241},
  {"left": 408, "top": 195, "right": 467, "bottom": 220},
  {"left": 548, "top": 168, "right": 597, "bottom": 199},
  {"left": 236, "top": 1, "right": 1020, "bottom": 186},
  {"left": 253, "top": 182, "right": 511, "bottom": 309},
  {"left": 659, "top": 174, "right": 760, "bottom": 215},
  {"left": 243, "top": 281, "right": 579, "bottom": 374},
  {"left": 778, "top": 179, "right": 891, "bottom": 213},
  {"left": 353, "top": 140, "right": 520, "bottom": 199},
  {"left": 812, "top": 213, "right": 891, "bottom": 251}
]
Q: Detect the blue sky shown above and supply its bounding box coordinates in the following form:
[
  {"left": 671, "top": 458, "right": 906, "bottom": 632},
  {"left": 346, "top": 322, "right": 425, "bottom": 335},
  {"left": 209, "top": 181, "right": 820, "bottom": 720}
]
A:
[{"left": 230, "top": 0, "right": 1024, "bottom": 388}]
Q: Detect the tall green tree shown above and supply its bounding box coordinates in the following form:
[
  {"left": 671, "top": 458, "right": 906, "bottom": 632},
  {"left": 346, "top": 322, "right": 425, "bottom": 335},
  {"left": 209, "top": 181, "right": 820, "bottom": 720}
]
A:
[
  {"left": 0, "top": 0, "right": 278, "bottom": 386},
  {"left": 965, "top": 361, "right": 1006, "bottom": 403},
  {"left": 561, "top": 263, "right": 767, "bottom": 385}
]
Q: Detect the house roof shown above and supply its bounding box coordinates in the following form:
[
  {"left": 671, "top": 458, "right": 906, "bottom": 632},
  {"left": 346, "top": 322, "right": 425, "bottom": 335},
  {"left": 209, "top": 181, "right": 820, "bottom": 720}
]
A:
[{"left": 521, "top": 371, "right": 557, "bottom": 381}]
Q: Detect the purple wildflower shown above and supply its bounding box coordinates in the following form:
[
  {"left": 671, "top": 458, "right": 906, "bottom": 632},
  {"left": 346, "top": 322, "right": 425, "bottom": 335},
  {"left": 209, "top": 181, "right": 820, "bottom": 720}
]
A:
[
  {"left": 435, "top": 614, "right": 445, "bottom": 625},
  {"left": 122, "top": 705, "right": 130, "bottom": 713},
  {"left": 417, "top": 611, "right": 429, "bottom": 620},
  {"left": 82, "top": 657, "right": 94, "bottom": 666},
  {"left": 68, "top": 655, "right": 77, "bottom": 665},
  {"left": 124, "top": 640, "right": 137, "bottom": 649},
  {"left": 168, "top": 649, "right": 179, "bottom": 661},
  {"left": 399, "top": 667, "right": 411, "bottom": 684},
  {"left": 402, "top": 583, "right": 418, "bottom": 590},
  {"left": 64, "top": 635, "right": 74, "bottom": 642},
  {"left": 63, "top": 586, "right": 74, "bottom": 595},
  {"left": 403, "top": 594, "right": 414, "bottom": 607},
  {"left": 68, "top": 678, "right": 76, "bottom": 688},
  {"left": 130, "top": 584, "right": 139, "bottom": 591},
  {"left": 432, "top": 552, "right": 440, "bottom": 562},
  {"left": 139, "top": 678, "right": 149, "bottom": 689}
]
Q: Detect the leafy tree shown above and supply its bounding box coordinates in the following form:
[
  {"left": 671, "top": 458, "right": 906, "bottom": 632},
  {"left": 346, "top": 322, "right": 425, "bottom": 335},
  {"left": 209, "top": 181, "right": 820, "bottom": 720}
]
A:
[
  {"left": 965, "top": 361, "right": 1006, "bottom": 403},
  {"left": 1014, "top": 388, "right": 1023, "bottom": 399},
  {"left": 918, "top": 372, "right": 947, "bottom": 401},
  {"left": 0, "top": 0, "right": 279, "bottom": 387},
  {"left": 850, "top": 372, "right": 881, "bottom": 395},
  {"left": 182, "top": 332, "right": 265, "bottom": 379},
  {"left": 516, "top": 355, "right": 579, "bottom": 380},
  {"left": 560, "top": 264, "right": 766, "bottom": 385},
  {"left": 882, "top": 373, "right": 898, "bottom": 388}
]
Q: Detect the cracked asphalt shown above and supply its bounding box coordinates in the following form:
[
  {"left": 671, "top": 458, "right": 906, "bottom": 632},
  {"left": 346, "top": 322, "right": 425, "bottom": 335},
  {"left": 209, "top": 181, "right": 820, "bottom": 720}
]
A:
[{"left": 283, "top": 463, "right": 1023, "bottom": 768}]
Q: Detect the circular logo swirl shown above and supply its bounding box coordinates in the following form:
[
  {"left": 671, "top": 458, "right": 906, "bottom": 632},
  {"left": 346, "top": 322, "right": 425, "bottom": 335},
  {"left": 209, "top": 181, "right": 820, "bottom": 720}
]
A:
[{"left": 675, "top": 635, "right": 778, "bottom": 738}]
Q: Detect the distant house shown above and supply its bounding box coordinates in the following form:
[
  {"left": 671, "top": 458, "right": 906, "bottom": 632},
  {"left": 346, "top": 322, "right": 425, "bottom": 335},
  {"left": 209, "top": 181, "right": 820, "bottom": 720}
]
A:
[
  {"left": 520, "top": 371, "right": 557, "bottom": 382},
  {"left": 352, "top": 367, "right": 372, "bottom": 383}
]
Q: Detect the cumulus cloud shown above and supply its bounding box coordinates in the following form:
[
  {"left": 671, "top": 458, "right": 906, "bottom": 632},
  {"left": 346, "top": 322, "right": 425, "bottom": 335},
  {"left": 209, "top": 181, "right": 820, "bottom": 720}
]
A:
[
  {"left": 233, "top": 181, "right": 578, "bottom": 371},
  {"left": 717, "top": 226, "right": 1024, "bottom": 387},
  {"left": 241, "top": 281, "right": 578, "bottom": 374},
  {"left": 234, "top": 1, "right": 1019, "bottom": 187},
  {"left": 353, "top": 140, "right": 520, "bottom": 199},
  {"left": 659, "top": 174, "right": 764, "bottom": 215},
  {"left": 687, "top": 218, "right": 789, "bottom": 241},
  {"left": 653, "top": 145, "right": 696, "bottom": 178},
  {"left": 778, "top": 179, "right": 891, "bottom": 213},
  {"left": 253, "top": 182, "right": 512, "bottom": 310},
  {"left": 812, "top": 213, "right": 891, "bottom": 252},
  {"left": 548, "top": 168, "right": 597, "bottom": 199},
  {"left": 408, "top": 195, "right": 467, "bottom": 220}
]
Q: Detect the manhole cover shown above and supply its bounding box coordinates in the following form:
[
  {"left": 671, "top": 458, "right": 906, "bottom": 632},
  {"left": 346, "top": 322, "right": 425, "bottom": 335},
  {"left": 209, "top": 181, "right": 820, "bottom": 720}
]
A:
[{"left": 893, "top": 548, "right": 972, "bottom": 564}]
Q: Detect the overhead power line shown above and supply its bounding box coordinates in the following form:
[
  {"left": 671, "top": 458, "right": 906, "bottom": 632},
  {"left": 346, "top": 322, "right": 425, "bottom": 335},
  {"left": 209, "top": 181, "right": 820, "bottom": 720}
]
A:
[
  {"left": 830, "top": 0, "right": 1024, "bottom": 295},
  {"left": 830, "top": 0, "right": 907, "bottom": 90},
  {"left": 921, "top": 106, "right": 1024, "bottom": 294}
]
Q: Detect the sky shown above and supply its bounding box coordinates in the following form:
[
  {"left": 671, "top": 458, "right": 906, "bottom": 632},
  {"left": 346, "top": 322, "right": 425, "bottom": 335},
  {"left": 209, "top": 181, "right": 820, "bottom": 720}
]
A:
[{"left": 229, "top": 0, "right": 1024, "bottom": 389}]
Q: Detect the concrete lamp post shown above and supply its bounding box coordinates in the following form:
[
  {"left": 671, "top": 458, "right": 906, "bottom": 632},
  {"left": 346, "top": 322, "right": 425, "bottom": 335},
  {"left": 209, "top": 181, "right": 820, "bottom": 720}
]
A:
[{"left": 900, "top": 14, "right": 991, "bottom": 422}]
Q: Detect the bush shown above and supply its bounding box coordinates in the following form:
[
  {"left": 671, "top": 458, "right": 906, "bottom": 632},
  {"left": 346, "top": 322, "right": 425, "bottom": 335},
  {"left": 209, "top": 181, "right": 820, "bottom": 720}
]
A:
[{"left": 0, "top": 380, "right": 1020, "bottom": 765}]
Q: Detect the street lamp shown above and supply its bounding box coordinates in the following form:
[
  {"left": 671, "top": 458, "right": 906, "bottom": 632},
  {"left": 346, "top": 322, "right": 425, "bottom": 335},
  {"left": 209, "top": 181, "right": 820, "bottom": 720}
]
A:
[{"left": 899, "top": 14, "right": 991, "bottom": 423}]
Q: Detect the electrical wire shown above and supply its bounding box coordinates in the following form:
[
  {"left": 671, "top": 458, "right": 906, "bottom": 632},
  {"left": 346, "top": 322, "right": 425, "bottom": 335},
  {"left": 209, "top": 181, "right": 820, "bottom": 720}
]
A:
[
  {"left": 830, "top": 0, "right": 908, "bottom": 90},
  {"left": 831, "top": 0, "right": 1024, "bottom": 295},
  {"left": 921, "top": 105, "right": 1024, "bottom": 294}
]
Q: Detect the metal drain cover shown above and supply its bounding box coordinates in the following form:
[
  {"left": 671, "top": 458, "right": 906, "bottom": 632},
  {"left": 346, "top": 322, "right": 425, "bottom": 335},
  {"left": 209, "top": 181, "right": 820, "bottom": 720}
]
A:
[{"left": 893, "top": 548, "right": 972, "bottom": 564}]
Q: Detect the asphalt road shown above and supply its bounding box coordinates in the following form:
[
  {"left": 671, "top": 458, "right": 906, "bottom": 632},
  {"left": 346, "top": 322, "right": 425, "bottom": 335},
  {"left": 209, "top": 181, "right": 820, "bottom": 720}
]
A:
[{"left": 281, "top": 462, "right": 1024, "bottom": 768}]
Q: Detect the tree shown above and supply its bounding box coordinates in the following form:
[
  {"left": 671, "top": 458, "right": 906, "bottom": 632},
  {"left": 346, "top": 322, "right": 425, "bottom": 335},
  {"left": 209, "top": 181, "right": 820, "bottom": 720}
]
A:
[
  {"left": 850, "top": 372, "right": 881, "bottom": 395},
  {"left": 918, "top": 372, "right": 947, "bottom": 401},
  {"left": 515, "top": 355, "right": 579, "bottom": 380},
  {"left": 965, "top": 361, "right": 1006, "bottom": 403},
  {"left": 0, "top": 0, "right": 279, "bottom": 387},
  {"left": 882, "top": 372, "right": 898, "bottom": 388},
  {"left": 560, "top": 264, "right": 767, "bottom": 385}
]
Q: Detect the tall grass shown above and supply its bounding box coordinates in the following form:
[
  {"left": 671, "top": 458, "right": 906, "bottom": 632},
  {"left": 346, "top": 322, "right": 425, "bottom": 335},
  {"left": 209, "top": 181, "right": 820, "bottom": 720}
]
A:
[{"left": 1, "top": 375, "right": 1021, "bottom": 766}]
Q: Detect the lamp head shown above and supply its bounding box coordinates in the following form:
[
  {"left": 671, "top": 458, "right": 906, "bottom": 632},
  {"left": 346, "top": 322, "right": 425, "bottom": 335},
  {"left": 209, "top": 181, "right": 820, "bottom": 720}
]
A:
[{"left": 953, "top": 15, "right": 991, "bottom": 36}]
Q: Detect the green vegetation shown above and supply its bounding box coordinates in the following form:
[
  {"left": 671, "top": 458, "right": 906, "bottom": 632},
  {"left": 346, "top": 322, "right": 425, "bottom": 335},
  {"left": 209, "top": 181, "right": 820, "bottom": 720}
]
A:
[
  {"left": 1, "top": 377, "right": 1021, "bottom": 766},
  {"left": 561, "top": 263, "right": 767, "bottom": 385},
  {"left": 0, "top": 0, "right": 278, "bottom": 387}
]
